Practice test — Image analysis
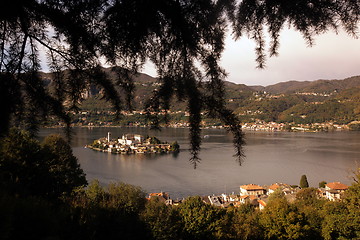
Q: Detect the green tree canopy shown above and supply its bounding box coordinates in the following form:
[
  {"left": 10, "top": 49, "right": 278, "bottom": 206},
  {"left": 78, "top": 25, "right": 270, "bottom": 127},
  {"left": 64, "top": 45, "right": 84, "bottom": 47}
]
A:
[
  {"left": 178, "top": 196, "right": 225, "bottom": 240},
  {"left": 259, "top": 197, "right": 311, "bottom": 240},
  {"left": 0, "top": 129, "right": 86, "bottom": 199},
  {"left": 1, "top": 0, "right": 359, "bottom": 165},
  {"left": 141, "top": 197, "right": 182, "bottom": 240},
  {"left": 69, "top": 180, "right": 149, "bottom": 239},
  {"left": 319, "top": 181, "right": 327, "bottom": 188},
  {"left": 0, "top": 128, "right": 44, "bottom": 196},
  {"left": 41, "top": 134, "right": 87, "bottom": 198}
]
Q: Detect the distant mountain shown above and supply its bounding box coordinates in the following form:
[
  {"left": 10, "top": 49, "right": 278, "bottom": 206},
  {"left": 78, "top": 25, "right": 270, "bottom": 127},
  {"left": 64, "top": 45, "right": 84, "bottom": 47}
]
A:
[
  {"left": 255, "top": 76, "right": 360, "bottom": 94},
  {"left": 40, "top": 67, "right": 360, "bottom": 125},
  {"left": 224, "top": 81, "right": 254, "bottom": 92},
  {"left": 41, "top": 67, "right": 360, "bottom": 96},
  {"left": 248, "top": 85, "right": 265, "bottom": 92}
]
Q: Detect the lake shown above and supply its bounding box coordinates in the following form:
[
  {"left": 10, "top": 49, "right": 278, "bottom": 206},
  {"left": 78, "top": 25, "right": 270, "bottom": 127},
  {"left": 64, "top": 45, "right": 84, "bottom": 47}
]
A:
[{"left": 39, "top": 127, "right": 360, "bottom": 198}]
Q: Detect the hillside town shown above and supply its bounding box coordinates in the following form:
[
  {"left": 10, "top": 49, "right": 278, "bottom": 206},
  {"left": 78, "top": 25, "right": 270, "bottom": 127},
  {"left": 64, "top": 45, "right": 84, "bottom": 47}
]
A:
[
  {"left": 53, "top": 108, "right": 357, "bottom": 132},
  {"left": 86, "top": 133, "right": 179, "bottom": 154},
  {"left": 148, "top": 181, "right": 350, "bottom": 210}
]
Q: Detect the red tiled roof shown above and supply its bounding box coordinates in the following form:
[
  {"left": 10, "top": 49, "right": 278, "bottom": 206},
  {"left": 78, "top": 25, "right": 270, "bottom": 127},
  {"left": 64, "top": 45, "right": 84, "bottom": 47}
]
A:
[
  {"left": 149, "top": 192, "right": 169, "bottom": 199},
  {"left": 326, "top": 182, "right": 348, "bottom": 190},
  {"left": 249, "top": 195, "right": 258, "bottom": 200},
  {"left": 258, "top": 200, "right": 267, "bottom": 207},
  {"left": 150, "top": 192, "right": 162, "bottom": 197},
  {"left": 240, "top": 184, "right": 265, "bottom": 190},
  {"left": 269, "top": 184, "right": 280, "bottom": 190}
]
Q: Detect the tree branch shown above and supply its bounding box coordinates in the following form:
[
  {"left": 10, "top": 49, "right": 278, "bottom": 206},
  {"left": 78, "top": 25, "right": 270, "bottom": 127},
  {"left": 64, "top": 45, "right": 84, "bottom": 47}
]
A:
[
  {"left": 0, "top": 21, "right": 6, "bottom": 72},
  {"left": 28, "top": 33, "right": 72, "bottom": 63},
  {"left": 14, "top": 33, "right": 28, "bottom": 75}
]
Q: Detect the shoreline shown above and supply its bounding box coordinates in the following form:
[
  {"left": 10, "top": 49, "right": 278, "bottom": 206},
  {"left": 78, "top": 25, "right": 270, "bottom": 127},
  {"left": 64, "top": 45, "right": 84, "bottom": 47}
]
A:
[{"left": 42, "top": 122, "right": 353, "bottom": 133}]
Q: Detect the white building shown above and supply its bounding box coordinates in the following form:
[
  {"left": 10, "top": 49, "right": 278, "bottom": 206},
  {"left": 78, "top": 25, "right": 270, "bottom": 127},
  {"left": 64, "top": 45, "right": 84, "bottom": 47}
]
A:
[
  {"left": 325, "top": 182, "right": 349, "bottom": 201},
  {"left": 240, "top": 184, "right": 266, "bottom": 197}
]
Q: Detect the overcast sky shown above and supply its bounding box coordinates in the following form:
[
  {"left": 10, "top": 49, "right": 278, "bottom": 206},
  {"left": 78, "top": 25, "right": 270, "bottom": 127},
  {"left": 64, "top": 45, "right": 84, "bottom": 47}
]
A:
[
  {"left": 143, "top": 27, "right": 360, "bottom": 87},
  {"left": 40, "top": 25, "right": 359, "bottom": 87}
]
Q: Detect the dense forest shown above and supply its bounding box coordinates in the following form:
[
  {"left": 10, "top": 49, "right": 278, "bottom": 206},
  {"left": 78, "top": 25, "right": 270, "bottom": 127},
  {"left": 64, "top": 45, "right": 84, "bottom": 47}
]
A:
[{"left": 1, "top": 129, "right": 360, "bottom": 240}]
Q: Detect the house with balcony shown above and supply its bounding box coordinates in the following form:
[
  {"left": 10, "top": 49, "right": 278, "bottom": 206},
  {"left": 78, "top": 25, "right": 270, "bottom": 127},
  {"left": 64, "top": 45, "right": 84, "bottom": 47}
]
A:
[{"left": 240, "top": 184, "right": 266, "bottom": 197}]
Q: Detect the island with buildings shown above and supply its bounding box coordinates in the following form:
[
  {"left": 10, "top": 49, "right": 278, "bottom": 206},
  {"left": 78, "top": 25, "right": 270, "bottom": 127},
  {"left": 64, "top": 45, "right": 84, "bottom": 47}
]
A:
[{"left": 86, "top": 132, "right": 180, "bottom": 154}]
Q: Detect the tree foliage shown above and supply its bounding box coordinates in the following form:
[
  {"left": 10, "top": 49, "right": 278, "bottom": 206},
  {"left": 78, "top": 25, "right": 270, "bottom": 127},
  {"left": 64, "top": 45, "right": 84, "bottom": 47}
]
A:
[
  {"left": 227, "top": 204, "right": 262, "bottom": 240},
  {"left": 1, "top": 0, "right": 359, "bottom": 164},
  {"left": 142, "top": 197, "right": 182, "bottom": 240},
  {"left": 1, "top": 173, "right": 360, "bottom": 239},
  {"left": 178, "top": 196, "right": 225, "bottom": 240},
  {"left": 300, "top": 174, "right": 309, "bottom": 188},
  {"left": 319, "top": 181, "right": 327, "bottom": 188},
  {"left": 0, "top": 128, "right": 86, "bottom": 199},
  {"left": 41, "top": 134, "right": 87, "bottom": 197},
  {"left": 259, "top": 197, "right": 311, "bottom": 240},
  {"left": 69, "top": 180, "right": 149, "bottom": 240},
  {"left": 321, "top": 201, "right": 360, "bottom": 240}
]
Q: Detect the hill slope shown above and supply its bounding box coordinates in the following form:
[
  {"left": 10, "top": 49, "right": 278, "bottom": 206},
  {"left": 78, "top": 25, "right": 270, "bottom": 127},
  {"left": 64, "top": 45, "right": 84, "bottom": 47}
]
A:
[
  {"left": 40, "top": 68, "right": 360, "bottom": 125},
  {"left": 257, "top": 76, "right": 360, "bottom": 94}
]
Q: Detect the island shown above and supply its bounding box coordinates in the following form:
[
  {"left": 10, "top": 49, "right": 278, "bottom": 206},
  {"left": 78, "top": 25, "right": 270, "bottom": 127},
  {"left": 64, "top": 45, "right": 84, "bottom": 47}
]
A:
[{"left": 86, "top": 132, "right": 180, "bottom": 154}]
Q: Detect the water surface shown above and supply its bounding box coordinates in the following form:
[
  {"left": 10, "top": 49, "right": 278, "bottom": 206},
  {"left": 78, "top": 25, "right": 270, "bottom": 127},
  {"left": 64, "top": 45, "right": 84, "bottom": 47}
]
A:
[{"left": 39, "top": 127, "right": 360, "bottom": 198}]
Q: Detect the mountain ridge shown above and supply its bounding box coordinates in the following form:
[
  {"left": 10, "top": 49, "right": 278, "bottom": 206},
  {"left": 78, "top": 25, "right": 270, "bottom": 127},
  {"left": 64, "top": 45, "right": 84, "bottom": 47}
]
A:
[
  {"left": 247, "top": 76, "right": 360, "bottom": 94},
  {"left": 40, "top": 67, "right": 360, "bottom": 95},
  {"left": 40, "top": 68, "right": 360, "bottom": 126}
]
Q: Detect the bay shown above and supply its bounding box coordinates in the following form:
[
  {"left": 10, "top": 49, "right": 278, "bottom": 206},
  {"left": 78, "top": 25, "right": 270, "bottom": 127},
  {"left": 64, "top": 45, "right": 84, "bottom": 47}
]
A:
[{"left": 39, "top": 127, "right": 360, "bottom": 199}]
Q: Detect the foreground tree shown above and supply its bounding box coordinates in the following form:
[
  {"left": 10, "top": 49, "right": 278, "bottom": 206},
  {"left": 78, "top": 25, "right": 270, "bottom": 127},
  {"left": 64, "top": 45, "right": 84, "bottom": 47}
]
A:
[
  {"left": 69, "top": 180, "right": 149, "bottom": 239},
  {"left": 141, "top": 197, "right": 182, "bottom": 240},
  {"left": 259, "top": 196, "right": 311, "bottom": 240},
  {"left": 321, "top": 201, "right": 359, "bottom": 240},
  {"left": 227, "top": 203, "right": 262, "bottom": 240},
  {"left": 1, "top": 0, "right": 359, "bottom": 165},
  {"left": 178, "top": 196, "right": 225, "bottom": 240},
  {"left": 42, "top": 134, "right": 87, "bottom": 198},
  {"left": 0, "top": 129, "right": 86, "bottom": 199},
  {"left": 295, "top": 188, "right": 326, "bottom": 239}
]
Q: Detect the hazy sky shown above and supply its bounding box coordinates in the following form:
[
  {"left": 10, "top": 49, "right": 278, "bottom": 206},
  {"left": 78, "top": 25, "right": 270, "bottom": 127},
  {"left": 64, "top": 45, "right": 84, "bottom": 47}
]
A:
[
  {"left": 143, "top": 27, "right": 360, "bottom": 87},
  {"left": 39, "top": 26, "right": 359, "bottom": 87}
]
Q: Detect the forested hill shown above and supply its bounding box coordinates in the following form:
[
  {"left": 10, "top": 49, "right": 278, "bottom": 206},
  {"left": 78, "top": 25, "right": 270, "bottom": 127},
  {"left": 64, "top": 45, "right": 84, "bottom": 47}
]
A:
[
  {"left": 250, "top": 76, "right": 360, "bottom": 94},
  {"left": 40, "top": 68, "right": 360, "bottom": 98},
  {"left": 40, "top": 69, "right": 360, "bottom": 125}
]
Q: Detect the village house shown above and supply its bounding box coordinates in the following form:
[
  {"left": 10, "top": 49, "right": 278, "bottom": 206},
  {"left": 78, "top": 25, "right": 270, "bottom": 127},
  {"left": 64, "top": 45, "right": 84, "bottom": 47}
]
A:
[
  {"left": 240, "top": 184, "right": 266, "bottom": 197},
  {"left": 267, "top": 183, "right": 294, "bottom": 195},
  {"left": 258, "top": 199, "right": 267, "bottom": 211},
  {"left": 239, "top": 195, "right": 250, "bottom": 204},
  {"left": 227, "top": 194, "right": 240, "bottom": 202},
  {"left": 267, "top": 183, "right": 281, "bottom": 195},
  {"left": 324, "top": 182, "right": 349, "bottom": 201},
  {"left": 148, "top": 192, "right": 172, "bottom": 205},
  {"left": 208, "top": 195, "right": 222, "bottom": 207}
]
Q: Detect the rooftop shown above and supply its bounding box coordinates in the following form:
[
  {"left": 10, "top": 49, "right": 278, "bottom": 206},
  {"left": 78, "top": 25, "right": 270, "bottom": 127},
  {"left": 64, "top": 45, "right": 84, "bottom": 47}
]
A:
[
  {"left": 240, "top": 184, "right": 265, "bottom": 190},
  {"left": 326, "top": 182, "right": 349, "bottom": 190}
]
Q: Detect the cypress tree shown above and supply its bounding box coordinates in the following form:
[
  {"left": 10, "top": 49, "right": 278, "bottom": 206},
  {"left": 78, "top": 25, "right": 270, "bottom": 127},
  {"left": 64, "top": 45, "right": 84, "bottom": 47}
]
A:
[{"left": 300, "top": 175, "right": 309, "bottom": 188}]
